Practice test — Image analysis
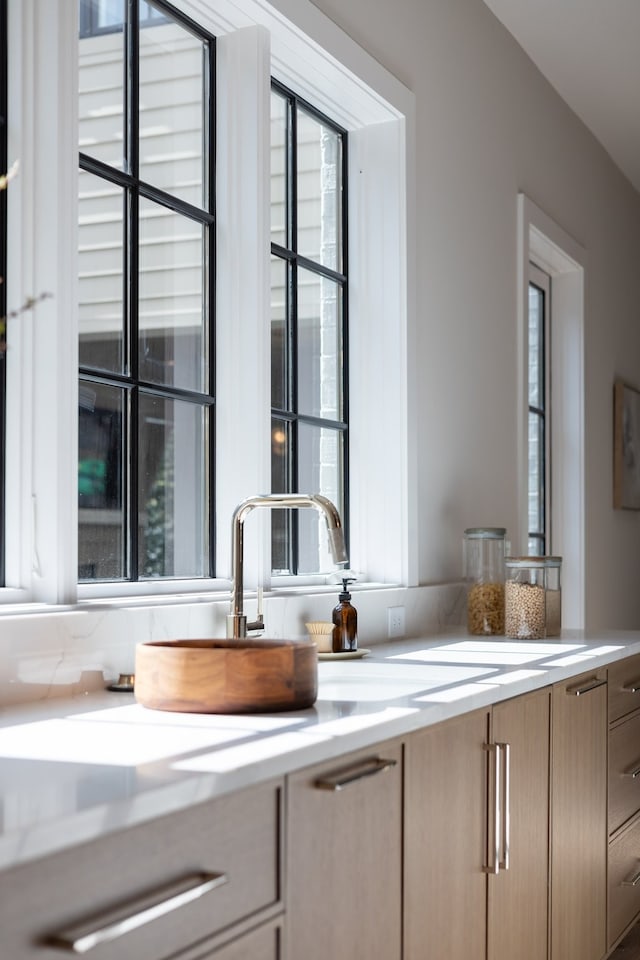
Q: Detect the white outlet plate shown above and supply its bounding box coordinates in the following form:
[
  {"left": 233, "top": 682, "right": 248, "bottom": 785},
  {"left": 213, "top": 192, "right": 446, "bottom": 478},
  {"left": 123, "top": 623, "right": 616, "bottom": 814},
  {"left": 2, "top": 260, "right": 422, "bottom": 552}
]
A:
[{"left": 387, "top": 605, "right": 406, "bottom": 638}]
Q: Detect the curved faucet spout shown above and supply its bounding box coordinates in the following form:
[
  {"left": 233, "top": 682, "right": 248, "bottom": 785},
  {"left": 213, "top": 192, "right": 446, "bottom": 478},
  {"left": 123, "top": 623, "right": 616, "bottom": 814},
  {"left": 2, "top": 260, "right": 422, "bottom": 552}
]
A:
[{"left": 227, "top": 493, "right": 348, "bottom": 639}]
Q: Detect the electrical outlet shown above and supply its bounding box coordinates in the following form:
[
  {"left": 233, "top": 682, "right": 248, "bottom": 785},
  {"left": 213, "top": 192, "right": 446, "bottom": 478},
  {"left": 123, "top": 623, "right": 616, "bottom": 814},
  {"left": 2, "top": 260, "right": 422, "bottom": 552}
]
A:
[{"left": 387, "top": 605, "right": 406, "bottom": 638}]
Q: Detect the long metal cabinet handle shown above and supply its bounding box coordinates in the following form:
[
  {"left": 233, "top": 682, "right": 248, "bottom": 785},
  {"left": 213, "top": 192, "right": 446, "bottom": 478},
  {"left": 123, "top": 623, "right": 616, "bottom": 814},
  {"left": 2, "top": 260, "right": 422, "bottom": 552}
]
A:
[
  {"left": 567, "top": 678, "right": 606, "bottom": 696},
  {"left": 622, "top": 681, "right": 640, "bottom": 694},
  {"left": 484, "top": 742, "right": 501, "bottom": 875},
  {"left": 498, "top": 741, "right": 510, "bottom": 872},
  {"left": 315, "top": 756, "right": 397, "bottom": 791},
  {"left": 624, "top": 763, "right": 640, "bottom": 779},
  {"left": 622, "top": 867, "right": 640, "bottom": 887},
  {"left": 45, "top": 871, "right": 228, "bottom": 954}
]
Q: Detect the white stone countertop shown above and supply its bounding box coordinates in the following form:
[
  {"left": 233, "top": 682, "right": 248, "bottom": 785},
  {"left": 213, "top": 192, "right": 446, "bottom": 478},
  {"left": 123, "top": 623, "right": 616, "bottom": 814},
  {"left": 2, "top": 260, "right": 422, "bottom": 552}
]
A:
[{"left": 1, "top": 628, "right": 639, "bottom": 872}]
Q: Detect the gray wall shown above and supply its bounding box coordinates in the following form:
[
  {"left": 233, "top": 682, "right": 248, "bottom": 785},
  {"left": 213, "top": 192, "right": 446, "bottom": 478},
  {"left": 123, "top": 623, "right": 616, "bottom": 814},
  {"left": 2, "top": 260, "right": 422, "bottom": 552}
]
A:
[{"left": 311, "top": 0, "right": 640, "bottom": 629}]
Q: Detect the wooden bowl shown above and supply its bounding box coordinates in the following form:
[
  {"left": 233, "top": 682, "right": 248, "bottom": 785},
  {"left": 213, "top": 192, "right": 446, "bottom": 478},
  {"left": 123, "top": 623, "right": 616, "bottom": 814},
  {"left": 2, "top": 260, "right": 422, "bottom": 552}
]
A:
[{"left": 134, "top": 638, "right": 318, "bottom": 714}]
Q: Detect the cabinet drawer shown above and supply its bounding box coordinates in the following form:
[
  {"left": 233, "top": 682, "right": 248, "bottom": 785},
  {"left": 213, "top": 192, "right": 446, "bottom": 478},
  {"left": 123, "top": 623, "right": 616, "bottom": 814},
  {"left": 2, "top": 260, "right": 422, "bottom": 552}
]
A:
[
  {"left": 176, "top": 918, "right": 282, "bottom": 960},
  {"left": 0, "top": 780, "right": 282, "bottom": 960},
  {"left": 209, "top": 923, "right": 280, "bottom": 960},
  {"left": 609, "top": 819, "right": 640, "bottom": 949},
  {"left": 610, "top": 713, "right": 640, "bottom": 835},
  {"left": 610, "top": 656, "right": 640, "bottom": 724}
]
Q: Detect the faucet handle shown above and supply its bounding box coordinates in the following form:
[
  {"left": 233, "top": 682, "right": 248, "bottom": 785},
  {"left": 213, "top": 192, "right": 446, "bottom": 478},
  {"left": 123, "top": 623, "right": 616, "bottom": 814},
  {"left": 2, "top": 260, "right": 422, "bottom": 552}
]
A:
[{"left": 246, "top": 586, "right": 264, "bottom": 634}]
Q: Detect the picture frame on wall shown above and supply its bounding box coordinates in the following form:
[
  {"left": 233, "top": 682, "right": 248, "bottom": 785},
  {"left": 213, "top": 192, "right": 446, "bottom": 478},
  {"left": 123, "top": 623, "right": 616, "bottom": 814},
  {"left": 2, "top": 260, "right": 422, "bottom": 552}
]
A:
[{"left": 614, "top": 378, "right": 640, "bottom": 509}]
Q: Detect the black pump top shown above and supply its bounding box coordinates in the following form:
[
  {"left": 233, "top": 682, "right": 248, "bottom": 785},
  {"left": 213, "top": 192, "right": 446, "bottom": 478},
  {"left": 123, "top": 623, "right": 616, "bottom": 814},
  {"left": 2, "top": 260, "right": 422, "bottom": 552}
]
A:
[{"left": 338, "top": 577, "right": 356, "bottom": 602}]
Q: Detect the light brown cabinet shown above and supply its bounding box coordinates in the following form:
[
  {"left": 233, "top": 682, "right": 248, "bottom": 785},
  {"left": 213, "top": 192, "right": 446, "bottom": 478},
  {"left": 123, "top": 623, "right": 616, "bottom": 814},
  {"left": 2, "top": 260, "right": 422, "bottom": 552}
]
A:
[
  {"left": 608, "top": 656, "right": 640, "bottom": 952},
  {"left": 404, "top": 710, "right": 489, "bottom": 960},
  {"left": 286, "top": 740, "right": 403, "bottom": 960},
  {"left": 8, "top": 651, "right": 640, "bottom": 960},
  {"left": 404, "top": 707, "right": 488, "bottom": 960},
  {"left": 404, "top": 687, "right": 550, "bottom": 960},
  {"left": 487, "top": 689, "right": 550, "bottom": 960},
  {"left": 550, "top": 669, "right": 608, "bottom": 960},
  {"left": 0, "top": 779, "right": 284, "bottom": 960}
]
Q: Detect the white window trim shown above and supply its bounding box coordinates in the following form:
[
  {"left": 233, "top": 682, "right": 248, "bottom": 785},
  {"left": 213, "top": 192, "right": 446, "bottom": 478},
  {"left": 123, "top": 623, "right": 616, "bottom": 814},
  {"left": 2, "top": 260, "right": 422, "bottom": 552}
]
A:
[
  {"left": 517, "top": 193, "right": 586, "bottom": 629},
  {"left": 4, "top": 0, "right": 416, "bottom": 616},
  {"left": 6, "top": 0, "right": 79, "bottom": 605}
]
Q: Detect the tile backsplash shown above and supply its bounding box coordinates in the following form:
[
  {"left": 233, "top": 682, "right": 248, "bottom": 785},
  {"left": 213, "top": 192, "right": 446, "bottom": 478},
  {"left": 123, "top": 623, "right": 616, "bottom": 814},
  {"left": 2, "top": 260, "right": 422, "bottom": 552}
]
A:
[{"left": 0, "top": 583, "right": 466, "bottom": 706}]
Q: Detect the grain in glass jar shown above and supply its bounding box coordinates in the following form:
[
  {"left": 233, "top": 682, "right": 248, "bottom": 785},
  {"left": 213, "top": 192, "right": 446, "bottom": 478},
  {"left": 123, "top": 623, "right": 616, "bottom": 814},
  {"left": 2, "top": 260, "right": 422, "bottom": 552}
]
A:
[
  {"left": 463, "top": 527, "right": 507, "bottom": 636},
  {"left": 504, "top": 557, "right": 562, "bottom": 639}
]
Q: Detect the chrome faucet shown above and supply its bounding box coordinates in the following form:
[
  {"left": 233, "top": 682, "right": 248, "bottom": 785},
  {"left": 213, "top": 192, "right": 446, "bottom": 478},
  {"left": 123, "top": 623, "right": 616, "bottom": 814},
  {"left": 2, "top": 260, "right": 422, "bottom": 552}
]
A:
[{"left": 226, "top": 493, "right": 348, "bottom": 639}]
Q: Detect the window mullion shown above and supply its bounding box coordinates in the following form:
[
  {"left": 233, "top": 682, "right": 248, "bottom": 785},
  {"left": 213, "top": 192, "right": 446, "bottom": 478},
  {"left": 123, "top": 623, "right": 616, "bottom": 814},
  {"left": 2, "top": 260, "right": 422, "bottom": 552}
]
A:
[
  {"left": 215, "top": 25, "right": 272, "bottom": 589},
  {"left": 127, "top": 0, "right": 139, "bottom": 579},
  {"left": 128, "top": 187, "right": 139, "bottom": 580}
]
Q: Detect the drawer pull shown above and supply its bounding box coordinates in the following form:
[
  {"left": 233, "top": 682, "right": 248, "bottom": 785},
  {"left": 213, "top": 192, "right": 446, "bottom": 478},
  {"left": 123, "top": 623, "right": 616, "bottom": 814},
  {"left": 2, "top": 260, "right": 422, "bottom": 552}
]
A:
[
  {"left": 567, "top": 678, "right": 606, "bottom": 696},
  {"left": 484, "top": 742, "right": 510, "bottom": 875},
  {"left": 500, "top": 742, "right": 511, "bottom": 873},
  {"left": 315, "top": 756, "right": 397, "bottom": 791},
  {"left": 624, "top": 763, "right": 640, "bottom": 779},
  {"left": 622, "top": 868, "right": 640, "bottom": 888},
  {"left": 45, "top": 871, "right": 228, "bottom": 954},
  {"left": 622, "top": 681, "right": 640, "bottom": 694}
]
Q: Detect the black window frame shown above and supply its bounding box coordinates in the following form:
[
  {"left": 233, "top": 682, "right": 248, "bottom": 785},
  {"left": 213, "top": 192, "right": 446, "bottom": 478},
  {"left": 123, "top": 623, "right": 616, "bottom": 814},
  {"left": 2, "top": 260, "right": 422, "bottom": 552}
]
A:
[
  {"left": 270, "top": 79, "right": 349, "bottom": 575},
  {"left": 528, "top": 270, "right": 550, "bottom": 556},
  {"left": 78, "top": 0, "right": 216, "bottom": 582}
]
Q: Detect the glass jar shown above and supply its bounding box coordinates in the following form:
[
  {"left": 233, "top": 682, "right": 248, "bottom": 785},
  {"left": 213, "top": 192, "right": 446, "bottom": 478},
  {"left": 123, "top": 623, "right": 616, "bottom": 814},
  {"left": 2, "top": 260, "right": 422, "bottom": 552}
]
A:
[
  {"left": 463, "top": 527, "right": 507, "bottom": 635},
  {"left": 504, "top": 557, "right": 562, "bottom": 639}
]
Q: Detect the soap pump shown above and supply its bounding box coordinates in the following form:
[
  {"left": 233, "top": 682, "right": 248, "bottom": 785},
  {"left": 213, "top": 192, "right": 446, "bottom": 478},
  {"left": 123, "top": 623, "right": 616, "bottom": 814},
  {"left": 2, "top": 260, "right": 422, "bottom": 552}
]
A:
[{"left": 332, "top": 577, "right": 358, "bottom": 653}]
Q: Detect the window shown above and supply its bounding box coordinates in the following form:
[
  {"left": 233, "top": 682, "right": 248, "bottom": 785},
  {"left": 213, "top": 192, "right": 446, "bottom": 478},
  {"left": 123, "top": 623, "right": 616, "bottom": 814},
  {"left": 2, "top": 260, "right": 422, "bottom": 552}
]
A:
[
  {"left": 3, "top": 0, "right": 411, "bottom": 612},
  {"left": 527, "top": 262, "right": 550, "bottom": 556},
  {"left": 270, "top": 82, "right": 348, "bottom": 575},
  {"left": 78, "top": 0, "right": 215, "bottom": 581}
]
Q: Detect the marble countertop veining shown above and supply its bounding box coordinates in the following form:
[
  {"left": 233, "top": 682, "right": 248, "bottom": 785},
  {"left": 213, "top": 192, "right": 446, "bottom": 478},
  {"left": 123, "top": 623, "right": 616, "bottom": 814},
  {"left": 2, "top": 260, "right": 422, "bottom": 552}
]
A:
[{"left": 1, "top": 628, "right": 639, "bottom": 873}]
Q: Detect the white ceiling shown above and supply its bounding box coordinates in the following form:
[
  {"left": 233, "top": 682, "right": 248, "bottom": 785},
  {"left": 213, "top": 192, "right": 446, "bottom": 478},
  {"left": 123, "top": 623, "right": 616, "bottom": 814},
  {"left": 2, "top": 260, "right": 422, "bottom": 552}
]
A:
[{"left": 482, "top": 0, "right": 640, "bottom": 196}]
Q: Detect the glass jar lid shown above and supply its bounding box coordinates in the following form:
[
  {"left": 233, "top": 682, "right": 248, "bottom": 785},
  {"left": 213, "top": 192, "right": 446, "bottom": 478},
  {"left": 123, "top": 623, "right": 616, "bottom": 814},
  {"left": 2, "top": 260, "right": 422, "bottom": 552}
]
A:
[
  {"left": 464, "top": 527, "right": 506, "bottom": 539},
  {"left": 505, "top": 555, "right": 562, "bottom": 567}
]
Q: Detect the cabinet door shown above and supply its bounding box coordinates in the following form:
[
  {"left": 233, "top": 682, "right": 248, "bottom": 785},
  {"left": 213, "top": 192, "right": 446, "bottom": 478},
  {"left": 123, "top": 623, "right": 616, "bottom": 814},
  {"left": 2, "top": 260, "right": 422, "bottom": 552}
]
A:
[
  {"left": 0, "top": 780, "right": 283, "bottom": 960},
  {"left": 404, "top": 709, "right": 489, "bottom": 960},
  {"left": 286, "top": 739, "right": 403, "bottom": 960},
  {"left": 488, "top": 688, "right": 550, "bottom": 960},
  {"left": 551, "top": 670, "right": 607, "bottom": 960}
]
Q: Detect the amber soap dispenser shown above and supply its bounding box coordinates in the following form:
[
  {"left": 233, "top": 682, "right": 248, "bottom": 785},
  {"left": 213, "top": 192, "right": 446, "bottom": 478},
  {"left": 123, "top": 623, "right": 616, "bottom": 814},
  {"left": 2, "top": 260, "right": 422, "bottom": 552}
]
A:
[{"left": 333, "top": 578, "right": 358, "bottom": 652}]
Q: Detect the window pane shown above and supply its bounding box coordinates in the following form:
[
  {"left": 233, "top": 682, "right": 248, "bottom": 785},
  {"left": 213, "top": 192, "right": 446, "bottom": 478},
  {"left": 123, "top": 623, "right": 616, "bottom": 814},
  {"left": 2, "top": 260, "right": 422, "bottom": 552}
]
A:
[
  {"left": 138, "top": 11, "right": 205, "bottom": 207},
  {"left": 296, "top": 107, "right": 342, "bottom": 271},
  {"left": 528, "top": 283, "right": 544, "bottom": 408},
  {"left": 528, "top": 536, "right": 544, "bottom": 557},
  {"left": 138, "top": 197, "right": 206, "bottom": 391},
  {"left": 297, "top": 422, "right": 344, "bottom": 573},
  {"left": 271, "top": 91, "right": 287, "bottom": 249},
  {"left": 95, "top": 0, "right": 123, "bottom": 29},
  {"left": 78, "top": 169, "right": 125, "bottom": 373},
  {"left": 271, "top": 417, "right": 291, "bottom": 574},
  {"left": 78, "top": 0, "right": 125, "bottom": 168},
  {"left": 528, "top": 411, "right": 544, "bottom": 535},
  {"left": 78, "top": 381, "right": 126, "bottom": 579},
  {"left": 298, "top": 268, "right": 342, "bottom": 421},
  {"left": 271, "top": 255, "right": 288, "bottom": 410},
  {"left": 138, "top": 393, "right": 207, "bottom": 578}
]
